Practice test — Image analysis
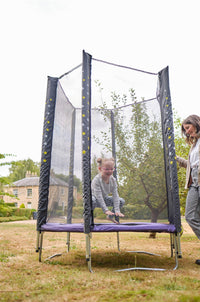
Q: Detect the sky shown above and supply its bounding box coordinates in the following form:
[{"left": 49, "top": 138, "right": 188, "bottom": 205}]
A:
[{"left": 0, "top": 0, "right": 199, "bottom": 176}]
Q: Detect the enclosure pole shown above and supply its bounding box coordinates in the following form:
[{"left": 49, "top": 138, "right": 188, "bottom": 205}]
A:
[
  {"left": 37, "top": 77, "right": 58, "bottom": 231},
  {"left": 157, "top": 67, "right": 181, "bottom": 233},
  {"left": 111, "top": 110, "right": 117, "bottom": 179},
  {"left": 82, "top": 50, "right": 92, "bottom": 232},
  {"left": 67, "top": 109, "right": 76, "bottom": 224}
]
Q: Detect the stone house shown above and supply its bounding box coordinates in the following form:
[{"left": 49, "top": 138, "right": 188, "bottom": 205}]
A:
[{"left": 3, "top": 172, "right": 77, "bottom": 210}]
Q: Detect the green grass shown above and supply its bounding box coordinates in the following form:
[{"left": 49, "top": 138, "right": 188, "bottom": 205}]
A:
[
  {"left": 0, "top": 250, "right": 15, "bottom": 262},
  {"left": 0, "top": 220, "right": 200, "bottom": 302}
]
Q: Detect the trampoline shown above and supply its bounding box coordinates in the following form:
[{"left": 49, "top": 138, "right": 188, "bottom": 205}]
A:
[{"left": 36, "top": 50, "right": 182, "bottom": 271}]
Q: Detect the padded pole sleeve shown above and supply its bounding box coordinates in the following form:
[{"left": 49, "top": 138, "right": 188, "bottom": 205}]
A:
[
  {"left": 82, "top": 51, "right": 92, "bottom": 233},
  {"left": 157, "top": 67, "right": 181, "bottom": 232},
  {"left": 37, "top": 77, "right": 58, "bottom": 231}
]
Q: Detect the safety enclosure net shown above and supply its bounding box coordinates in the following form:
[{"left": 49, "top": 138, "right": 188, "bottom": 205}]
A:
[{"left": 37, "top": 51, "right": 181, "bottom": 234}]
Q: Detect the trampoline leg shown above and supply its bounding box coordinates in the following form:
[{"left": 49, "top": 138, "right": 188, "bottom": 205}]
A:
[
  {"left": 86, "top": 233, "right": 93, "bottom": 273},
  {"left": 117, "top": 232, "right": 120, "bottom": 251},
  {"left": 66, "top": 232, "right": 70, "bottom": 252},
  {"left": 36, "top": 231, "right": 40, "bottom": 252},
  {"left": 170, "top": 233, "right": 174, "bottom": 257},
  {"left": 39, "top": 232, "right": 44, "bottom": 262},
  {"left": 175, "top": 233, "right": 182, "bottom": 259},
  {"left": 172, "top": 233, "right": 179, "bottom": 270}
]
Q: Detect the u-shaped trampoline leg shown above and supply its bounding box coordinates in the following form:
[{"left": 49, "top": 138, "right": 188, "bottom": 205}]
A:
[{"left": 86, "top": 233, "right": 93, "bottom": 272}]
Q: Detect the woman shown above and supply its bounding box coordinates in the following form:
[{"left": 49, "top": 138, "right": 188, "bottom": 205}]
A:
[{"left": 176, "top": 114, "right": 200, "bottom": 265}]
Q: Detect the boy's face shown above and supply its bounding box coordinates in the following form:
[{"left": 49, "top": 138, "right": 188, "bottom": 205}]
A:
[{"left": 99, "top": 161, "right": 115, "bottom": 177}]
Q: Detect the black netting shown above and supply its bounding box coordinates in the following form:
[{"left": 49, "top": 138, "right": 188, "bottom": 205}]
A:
[
  {"left": 37, "top": 51, "right": 181, "bottom": 233},
  {"left": 90, "top": 86, "right": 167, "bottom": 224}
]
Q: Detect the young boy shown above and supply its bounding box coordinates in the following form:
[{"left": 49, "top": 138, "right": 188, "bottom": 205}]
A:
[{"left": 91, "top": 157, "right": 125, "bottom": 223}]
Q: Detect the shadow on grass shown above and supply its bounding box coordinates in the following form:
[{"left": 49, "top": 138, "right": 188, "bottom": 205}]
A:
[{"left": 45, "top": 249, "right": 177, "bottom": 271}]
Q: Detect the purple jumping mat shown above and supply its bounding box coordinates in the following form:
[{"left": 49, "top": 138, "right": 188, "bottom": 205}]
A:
[{"left": 41, "top": 222, "right": 176, "bottom": 233}]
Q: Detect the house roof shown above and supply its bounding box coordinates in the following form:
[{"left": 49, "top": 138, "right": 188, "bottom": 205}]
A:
[{"left": 12, "top": 176, "right": 69, "bottom": 187}]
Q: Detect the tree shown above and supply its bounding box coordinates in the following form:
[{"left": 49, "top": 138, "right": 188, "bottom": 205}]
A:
[
  {"left": 95, "top": 89, "right": 168, "bottom": 222},
  {"left": 55, "top": 173, "right": 82, "bottom": 193},
  {"left": 0, "top": 153, "right": 14, "bottom": 192},
  {"left": 0, "top": 154, "right": 18, "bottom": 214},
  {"left": 8, "top": 159, "right": 40, "bottom": 182},
  {"left": 91, "top": 155, "right": 98, "bottom": 180}
]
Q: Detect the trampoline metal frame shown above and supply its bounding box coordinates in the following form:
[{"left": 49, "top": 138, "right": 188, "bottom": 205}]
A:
[{"left": 36, "top": 230, "right": 182, "bottom": 272}]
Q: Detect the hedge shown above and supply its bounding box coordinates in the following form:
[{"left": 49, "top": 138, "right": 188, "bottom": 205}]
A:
[
  {"left": 0, "top": 204, "right": 35, "bottom": 220},
  {"left": 71, "top": 205, "right": 167, "bottom": 220},
  {"left": 0, "top": 216, "right": 29, "bottom": 223},
  {"left": 12, "top": 208, "right": 35, "bottom": 219}
]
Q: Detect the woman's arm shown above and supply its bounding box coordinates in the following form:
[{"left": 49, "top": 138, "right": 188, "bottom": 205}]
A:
[{"left": 176, "top": 155, "right": 188, "bottom": 169}]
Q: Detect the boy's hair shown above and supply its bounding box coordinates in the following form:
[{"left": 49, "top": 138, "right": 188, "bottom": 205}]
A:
[{"left": 97, "top": 157, "right": 115, "bottom": 167}]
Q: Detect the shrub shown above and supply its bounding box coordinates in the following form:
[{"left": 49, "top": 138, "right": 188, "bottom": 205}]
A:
[
  {"left": 0, "top": 199, "right": 33, "bottom": 220},
  {"left": 5, "top": 202, "right": 16, "bottom": 207},
  {"left": 0, "top": 200, "right": 13, "bottom": 217},
  {"left": 72, "top": 206, "right": 83, "bottom": 218},
  {"left": 93, "top": 208, "right": 106, "bottom": 219},
  {"left": 12, "top": 208, "right": 33, "bottom": 219},
  {"left": 122, "top": 204, "right": 151, "bottom": 220}
]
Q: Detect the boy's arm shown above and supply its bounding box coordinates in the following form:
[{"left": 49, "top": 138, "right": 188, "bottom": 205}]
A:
[
  {"left": 92, "top": 178, "right": 109, "bottom": 213},
  {"left": 111, "top": 178, "right": 120, "bottom": 213}
]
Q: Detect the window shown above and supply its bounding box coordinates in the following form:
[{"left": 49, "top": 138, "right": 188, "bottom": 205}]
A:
[
  {"left": 27, "top": 188, "right": 32, "bottom": 197},
  {"left": 13, "top": 189, "right": 18, "bottom": 197},
  {"left": 27, "top": 202, "right": 32, "bottom": 209}
]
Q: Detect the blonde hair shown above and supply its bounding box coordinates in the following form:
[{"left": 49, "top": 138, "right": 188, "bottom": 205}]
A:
[{"left": 97, "top": 157, "right": 115, "bottom": 167}]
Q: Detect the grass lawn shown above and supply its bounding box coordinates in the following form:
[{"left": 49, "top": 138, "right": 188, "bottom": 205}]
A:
[{"left": 0, "top": 219, "right": 200, "bottom": 302}]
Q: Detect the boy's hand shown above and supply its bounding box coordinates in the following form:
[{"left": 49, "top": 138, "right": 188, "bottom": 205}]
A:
[
  {"left": 105, "top": 210, "right": 114, "bottom": 216},
  {"left": 115, "top": 212, "right": 124, "bottom": 217}
]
